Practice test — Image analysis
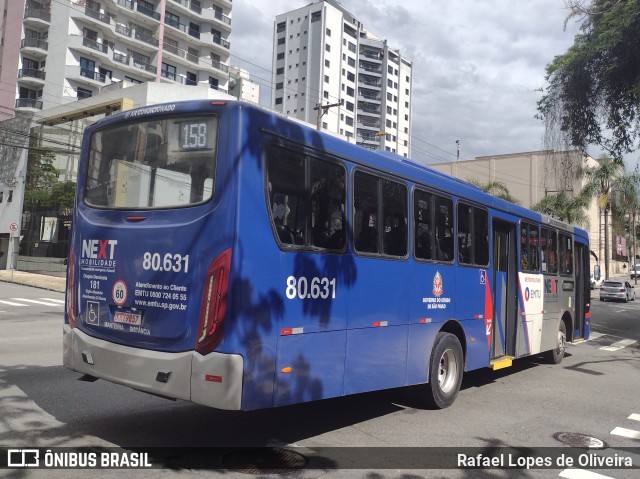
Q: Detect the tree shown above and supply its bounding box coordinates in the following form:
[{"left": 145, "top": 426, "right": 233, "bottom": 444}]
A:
[
  {"left": 24, "top": 148, "right": 75, "bottom": 209},
  {"left": 581, "top": 155, "right": 637, "bottom": 278},
  {"left": 468, "top": 180, "right": 520, "bottom": 204},
  {"left": 537, "top": 0, "right": 640, "bottom": 162},
  {"left": 531, "top": 189, "right": 591, "bottom": 226}
]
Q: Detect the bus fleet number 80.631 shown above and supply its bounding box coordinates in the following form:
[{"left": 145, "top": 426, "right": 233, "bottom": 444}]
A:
[{"left": 286, "top": 276, "right": 337, "bottom": 300}]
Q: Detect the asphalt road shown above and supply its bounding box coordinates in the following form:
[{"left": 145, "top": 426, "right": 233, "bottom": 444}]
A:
[{"left": 0, "top": 281, "right": 639, "bottom": 479}]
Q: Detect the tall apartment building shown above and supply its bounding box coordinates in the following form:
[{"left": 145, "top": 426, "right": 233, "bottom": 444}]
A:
[
  {"left": 271, "top": 0, "right": 412, "bottom": 157},
  {"left": 0, "top": 0, "right": 232, "bottom": 120}
]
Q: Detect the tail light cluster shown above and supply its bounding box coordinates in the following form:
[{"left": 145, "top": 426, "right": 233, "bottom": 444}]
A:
[
  {"left": 66, "top": 248, "right": 76, "bottom": 328},
  {"left": 196, "top": 248, "right": 232, "bottom": 355}
]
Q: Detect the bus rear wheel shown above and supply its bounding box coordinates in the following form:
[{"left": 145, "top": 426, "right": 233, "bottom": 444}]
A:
[
  {"left": 544, "top": 320, "right": 566, "bottom": 364},
  {"left": 423, "top": 332, "right": 463, "bottom": 409}
]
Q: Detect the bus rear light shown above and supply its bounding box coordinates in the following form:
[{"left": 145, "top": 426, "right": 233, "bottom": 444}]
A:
[
  {"left": 210, "top": 101, "right": 227, "bottom": 106},
  {"left": 66, "top": 248, "right": 77, "bottom": 328},
  {"left": 196, "top": 248, "right": 232, "bottom": 355}
]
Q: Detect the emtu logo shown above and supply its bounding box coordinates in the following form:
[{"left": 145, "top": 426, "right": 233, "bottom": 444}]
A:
[{"left": 82, "top": 239, "right": 118, "bottom": 259}]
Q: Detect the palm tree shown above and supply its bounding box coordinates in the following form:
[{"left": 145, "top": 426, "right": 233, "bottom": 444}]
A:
[
  {"left": 468, "top": 180, "right": 520, "bottom": 204},
  {"left": 531, "top": 189, "right": 591, "bottom": 226},
  {"left": 581, "top": 155, "right": 636, "bottom": 279},
  {"left": 612, "top": 175, "right": 640, "bottom": 284}
]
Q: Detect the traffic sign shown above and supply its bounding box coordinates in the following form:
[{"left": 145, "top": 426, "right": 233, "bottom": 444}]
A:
[{"left": 9, "top": 222, "right": 19, "bottom": 233}]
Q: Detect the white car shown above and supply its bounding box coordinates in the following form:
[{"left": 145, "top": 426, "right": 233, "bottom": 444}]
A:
[
  {"left": 631, "top": 265, "right": 640, "bottom": 279},
  {"left": 600, "top": 280, "right": 636, "bottom": 302}
]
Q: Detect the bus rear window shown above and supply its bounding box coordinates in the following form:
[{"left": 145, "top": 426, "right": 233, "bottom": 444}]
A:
[{"left": 85, "top": 115, "right": 218, "bottom": 208}]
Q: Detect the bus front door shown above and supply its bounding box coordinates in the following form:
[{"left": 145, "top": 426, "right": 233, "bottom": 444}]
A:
[{"left": 491, "top": 220, "right": 518, "bottom": 361}]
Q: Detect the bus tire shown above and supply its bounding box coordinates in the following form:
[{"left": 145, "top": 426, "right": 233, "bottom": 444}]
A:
[
  {"left": 544, "top": 320, "right": 566, "bottom": 364},
  {"left": 424, "top": 332, "right": 463, "bottom": 409}
]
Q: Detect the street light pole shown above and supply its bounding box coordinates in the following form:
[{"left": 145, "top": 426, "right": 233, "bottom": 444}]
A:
[{"left": 314, "top": 99, "right": 343, "bottom": 131}]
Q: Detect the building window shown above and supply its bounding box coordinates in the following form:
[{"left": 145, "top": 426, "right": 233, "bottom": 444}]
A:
[
  {"left": 276, "top": 82, "right": 283, "bottom": 90},
  {"left": 77, "top": 87, "right": 92, "bottom": 99},
  {"left": 346, "top": 101, "right": 354, "bottom": 112},
  {"left": 275, "top": 97, "right": 283, "bottom": 105},
  {"left": 278, "top": 37, "right": 285, "bottom": 45},
  {"left": 323, "top": 91, "right": 329, "bottom": 99},
  {"left": 325, "top": 59, "right": 330, "bottom": 68},
  {"left": 346, "top": 86, "right": 354, "bottom": 97},
  {"left": 311, "top": 11, "right": 321, "bottom": 22},
  {"left": 209, "top": 77, "right": 219, "bottom": 89},
  {"left": 277, "top": 21, "right": 286, "bottom": 32},
  {"left": 324, "top": 75, "right": 329, "bottom": 83},
  {"left": 277, "top": 67, "right": 284, "bottom": 75},
  {"left": 186, "top": 71, "right": 197, "bottom": 86},
  {"left": 326, "top": 28, "right": 331, "bottom": 36},
  {"left": 325, "top": 44, "right": 330, "bottom": 52},
  {"left": 277, "top": 52, "right": 285, "bottom": 60},
  {"left": 347, "top": 57, "right": 355, "bottom": 67}
]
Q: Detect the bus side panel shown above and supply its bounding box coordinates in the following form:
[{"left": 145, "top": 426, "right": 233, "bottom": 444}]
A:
[
  {"left": 344, "top": 258, "right": 409, "bottom": 394},
  {"left": 455, "top": 266, "right": 488, "bottom": 324},
  {"left": 462, "top": 319, "right": 492, "bottom": 371},
  {"left": 515, "top": 273, "right": 545, "bottom": 357},
  {"left": 406, "top": 323, "right": 437, "bottom": 384},
  {"left": 274, "top": 331, "right": 347, "bottom": 406},
  {"left": 344, "top": 326, "right": 409, "bottom": 394}
]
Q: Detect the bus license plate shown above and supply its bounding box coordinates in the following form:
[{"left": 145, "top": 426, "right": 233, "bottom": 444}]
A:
[{"left": 113, "top": 311, "right": 142, "bottom": 326}]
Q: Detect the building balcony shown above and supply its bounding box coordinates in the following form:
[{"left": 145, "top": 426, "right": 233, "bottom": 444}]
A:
[
  {"left": 162, "top": 43, "right": 199, "bottom": 65},
  {"left": 17, "top": 69, "right": 47, "bottom": 87},
  {"left": 20, "top": 38, "right": 49, "bottom": 57},
  {"left": 136, "top": 3, "right": 161, "bottom": 22},
  {"left": 15, "top": 98, "right": 43, "bottom": 110},
  {"left": 84, "top": 6, "right": 113, "bottom": 25},
  {"left": 115, "top": 23, "right": 132, "bottom": 38},
  {"left": 358, "top": 90, "right": 381, "bottom": 103},
  {"left": 359, "top": 76, "right": 382, "bottom": 89},
  {"left": 131, "top": 59, "right": 157, "bottom": 77},
  {"left": 168, "top": 0, "right": 203, "bottom": 17},
  {"left": 68, "top": 35, "right": 111, "bottom": 60},
  {"left": 23, "top": 8, "right": 51, "bottom": 26},
  {"left": 164, "top": 18, "right": 203, "bottom": 42},
  {"left": 359, "top": 62, "right": 382, "bottom": 76},
  {"left": 67, "top": 65, "right": 110, "bottom": 87},
  {"left": 360, "top": 49, "right": 382, "bottom": 61},
  {"left": 133, "top": 30, "right": 160, "bottom": 49},
  {"left": 211, "top": 60, "right": 229, "bottom": 74},
  {"left": 200, "top": 32, "right": 230, "bottom": 54},
  {"left": 201, "top": 7, "right": 232, "bottom": 32}
]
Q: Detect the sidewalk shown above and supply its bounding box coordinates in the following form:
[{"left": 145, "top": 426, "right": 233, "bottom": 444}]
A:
[{"left": 0, "top": 270, "right": 65, "bottom": 293}]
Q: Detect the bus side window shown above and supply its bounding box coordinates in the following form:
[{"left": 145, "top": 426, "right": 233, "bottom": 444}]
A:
[
  {"left": 354, "top": 171, "right": 380, "bottom": 254},
  {"left": 414, "top": 190, "right": 433, "bottom": 260},
  {"left": 382, "top": 179, "right": 407, "bottom": 257},
  {"left": 310, "top": 159, "right": 346, "bottom": 249},
  {"left": 266, "top": 149, "right": 305, "bottom": 247}
]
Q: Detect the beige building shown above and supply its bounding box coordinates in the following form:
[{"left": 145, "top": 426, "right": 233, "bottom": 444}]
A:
[{"left": 430, "top": 150, "right": 626, "bottom": 278}]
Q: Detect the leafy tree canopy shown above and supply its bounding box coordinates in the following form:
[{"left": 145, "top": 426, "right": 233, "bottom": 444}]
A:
[
  {"left": 537, "top": 0, "right": 640, "bottom": 162},
  {"left": 24, "top": 148, "right": 75, "bottom": 208}
]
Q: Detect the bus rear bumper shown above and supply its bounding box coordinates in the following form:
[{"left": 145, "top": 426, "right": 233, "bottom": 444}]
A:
[{"left": 63, "top": 325, "right": 243, "bottom": 410}]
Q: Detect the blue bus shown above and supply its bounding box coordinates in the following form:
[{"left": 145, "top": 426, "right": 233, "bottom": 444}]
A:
[{"left": 63, "top": 100, "right": 590, "bottom": 410}]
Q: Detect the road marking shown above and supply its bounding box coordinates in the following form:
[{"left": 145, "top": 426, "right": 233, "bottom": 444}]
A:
[
  {"left": 559, "top": 469, "right": 614, "bottom": 479},
  {"left": 600, "top": 339, "right": 637, "bottom": 351},
  {"left": 629, "top": 413, "right": 640, "bottom": 422},
  {"left": 40, "top": 298, "right": 65, "bottom": 304},
  {"left": 610, "top": 426, "right": 640, "bottom": 439},
  {"left": 587, "top": 332, "right": 604, "bottom": 340},
  {"left": 0, "top": 300, "right": 28, "bottom": 307},
  {"left": 10, "top": 298, "right": 63, "bottom": 306}
]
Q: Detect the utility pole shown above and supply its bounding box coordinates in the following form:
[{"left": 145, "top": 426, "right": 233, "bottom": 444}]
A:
[
  {"left": 456, "top": 140, "right": 460, "bottom": 162},
  {"left": 314, "top": 99, "right": 343, "bottom": 131}
]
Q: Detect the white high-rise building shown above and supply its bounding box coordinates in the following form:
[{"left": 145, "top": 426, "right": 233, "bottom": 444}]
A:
[
  {"left": 0, "top": 0, "right": 233, "bottom": 119},
  {"left": 271, "top": 0, "right": 412, "bottom": 157}
]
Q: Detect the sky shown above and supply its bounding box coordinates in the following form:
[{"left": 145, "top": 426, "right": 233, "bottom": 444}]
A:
[{"left": 229, "top": 0, "right": 585, "bottom": 166}]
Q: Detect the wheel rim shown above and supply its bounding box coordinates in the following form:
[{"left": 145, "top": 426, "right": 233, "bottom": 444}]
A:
[
  {"left": 438, "top": 348, "right": 459, "bottom": 393},
  {"left": 557, "top": 330, "right": 566, "bottom": 356}
]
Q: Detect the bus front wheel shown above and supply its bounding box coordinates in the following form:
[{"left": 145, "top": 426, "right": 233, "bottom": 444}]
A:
[{"left": 424, "top": 332, "right": 463, "bottom": 409}]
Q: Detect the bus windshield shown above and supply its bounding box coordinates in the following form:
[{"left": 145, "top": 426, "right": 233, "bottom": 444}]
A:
[{"left": 85, "top": 115, "right": 218, "bottom": 209}]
